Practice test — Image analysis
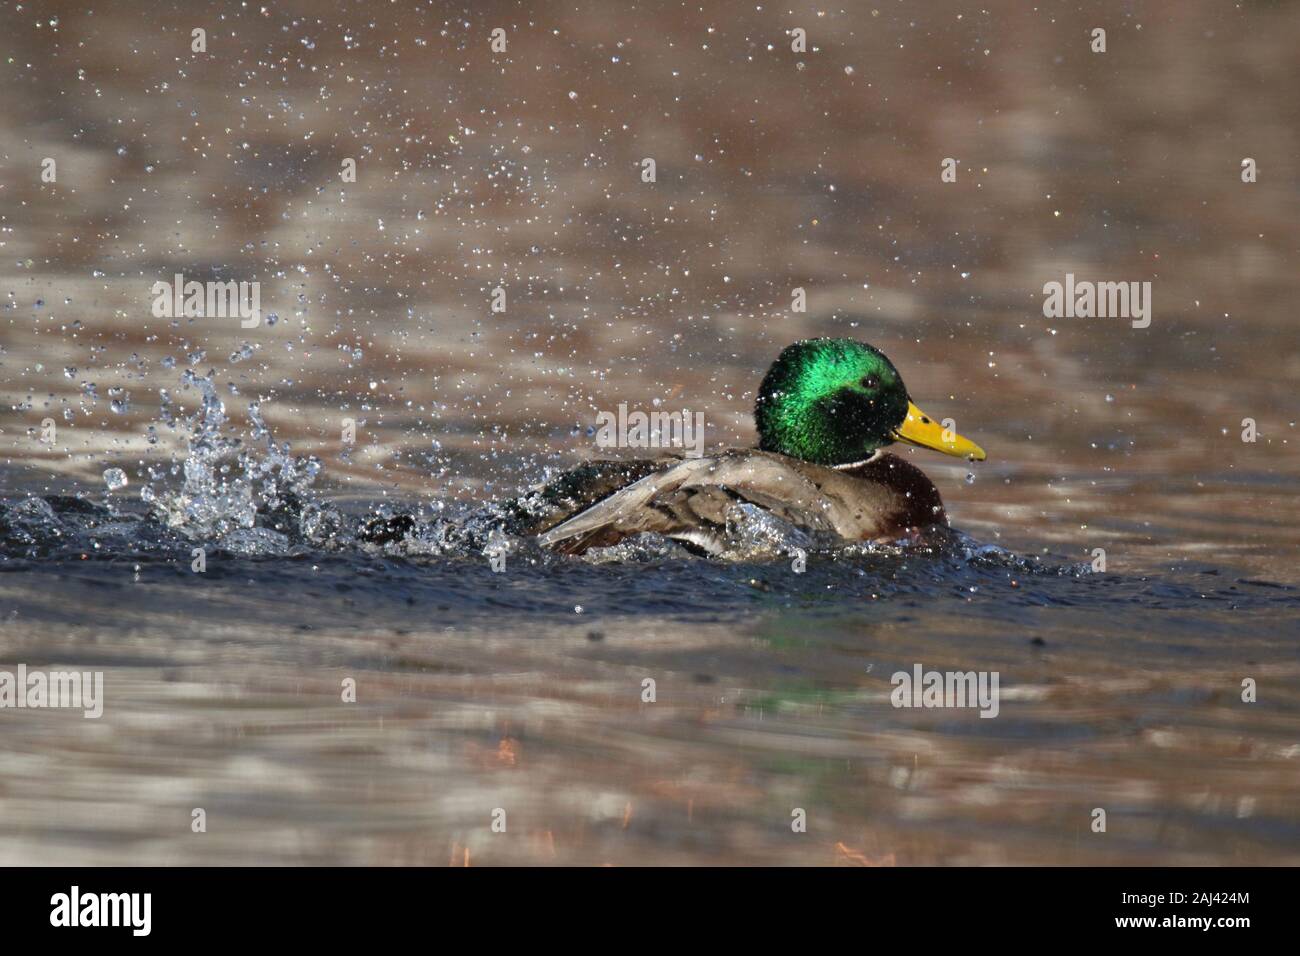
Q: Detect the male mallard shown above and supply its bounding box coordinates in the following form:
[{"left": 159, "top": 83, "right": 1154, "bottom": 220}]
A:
[{"left": 510, "top": 338, "right": 985, "bottom": 556}]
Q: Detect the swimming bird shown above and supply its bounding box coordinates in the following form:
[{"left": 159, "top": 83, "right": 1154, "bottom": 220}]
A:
[{"left": 506, "top": 338, "right": 986, "bottom": 557}]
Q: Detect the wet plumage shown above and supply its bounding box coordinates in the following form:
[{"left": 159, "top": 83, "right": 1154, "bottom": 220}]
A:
[{"left": 510, "top": 339, "right": 986, "bottom": 556}]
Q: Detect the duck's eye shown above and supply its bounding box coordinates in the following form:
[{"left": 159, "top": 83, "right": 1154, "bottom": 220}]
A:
[{"left": 860, "top": 375, "right": 879, "bottom": 390}]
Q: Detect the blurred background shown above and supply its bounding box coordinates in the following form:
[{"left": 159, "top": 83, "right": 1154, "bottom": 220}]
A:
[{"left": 0, "top": 1, "right": 1298, "bottom": 865}]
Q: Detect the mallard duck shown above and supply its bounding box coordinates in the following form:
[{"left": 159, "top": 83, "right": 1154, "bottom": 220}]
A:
[{"left": 509, "top": 338, "right": 985, "bottom": 556}]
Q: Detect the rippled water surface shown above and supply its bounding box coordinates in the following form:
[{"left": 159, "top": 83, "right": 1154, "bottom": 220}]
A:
[{"left": 1, "top": 1, "right": 1298, "bottom": 864}]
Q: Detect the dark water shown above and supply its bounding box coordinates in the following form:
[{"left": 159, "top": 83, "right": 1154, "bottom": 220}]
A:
[
  {"left": 1, "top": 0, "right": 1299, "bottom": 864},
  {"left": 2, "top": 463, "right": 1297, "bottom": 865}
]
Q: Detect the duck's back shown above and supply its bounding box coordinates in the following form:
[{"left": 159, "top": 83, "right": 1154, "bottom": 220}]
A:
[{"left": 519, "top": 449, "right": 947, "bottom": 555}]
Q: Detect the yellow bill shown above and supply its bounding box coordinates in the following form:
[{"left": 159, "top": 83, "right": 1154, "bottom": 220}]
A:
[{"left": 892, "top": 401, "right": 986, "bottom": 460}]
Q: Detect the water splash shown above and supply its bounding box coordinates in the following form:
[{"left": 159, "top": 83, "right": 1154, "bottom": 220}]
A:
[
  {"left": 144, "top": 369, "right": 327, "bottom": 548},
  {"left": 103, "top": 468, "right": 129, "bottom": 492}
]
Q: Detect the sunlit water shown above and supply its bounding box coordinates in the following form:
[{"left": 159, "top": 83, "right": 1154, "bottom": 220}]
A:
[{"left": 1, "top": 1, "right": 1298, "bottom": 864}]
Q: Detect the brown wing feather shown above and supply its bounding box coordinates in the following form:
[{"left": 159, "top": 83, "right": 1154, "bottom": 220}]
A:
[{"left": 536, "top": 450, "right": 947, "bottom": 554}]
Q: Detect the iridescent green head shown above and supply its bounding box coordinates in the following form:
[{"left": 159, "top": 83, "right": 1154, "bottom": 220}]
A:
[{"left": 754, "top": 338, "right": 986, "bottom": 466}]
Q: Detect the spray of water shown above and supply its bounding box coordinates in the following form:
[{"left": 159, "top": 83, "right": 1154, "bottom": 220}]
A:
[{"left": 142, "top": 370, "right": 326, "bottom": 553}]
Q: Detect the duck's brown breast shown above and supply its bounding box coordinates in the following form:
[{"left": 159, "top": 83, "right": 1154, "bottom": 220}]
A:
[{"left": 803, "top": 452, "right": 948, "bottom": 540}]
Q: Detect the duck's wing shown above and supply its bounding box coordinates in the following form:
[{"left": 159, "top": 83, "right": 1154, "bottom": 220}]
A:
[
  {"left": 500, "top": 458, "right": 674, "bottom": 536},
  {"left": 535, "top": 456, "right": 753, "bottom": 555},
  {"left": 536, "top": 450, "right": 922, "bottom": 555}
]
